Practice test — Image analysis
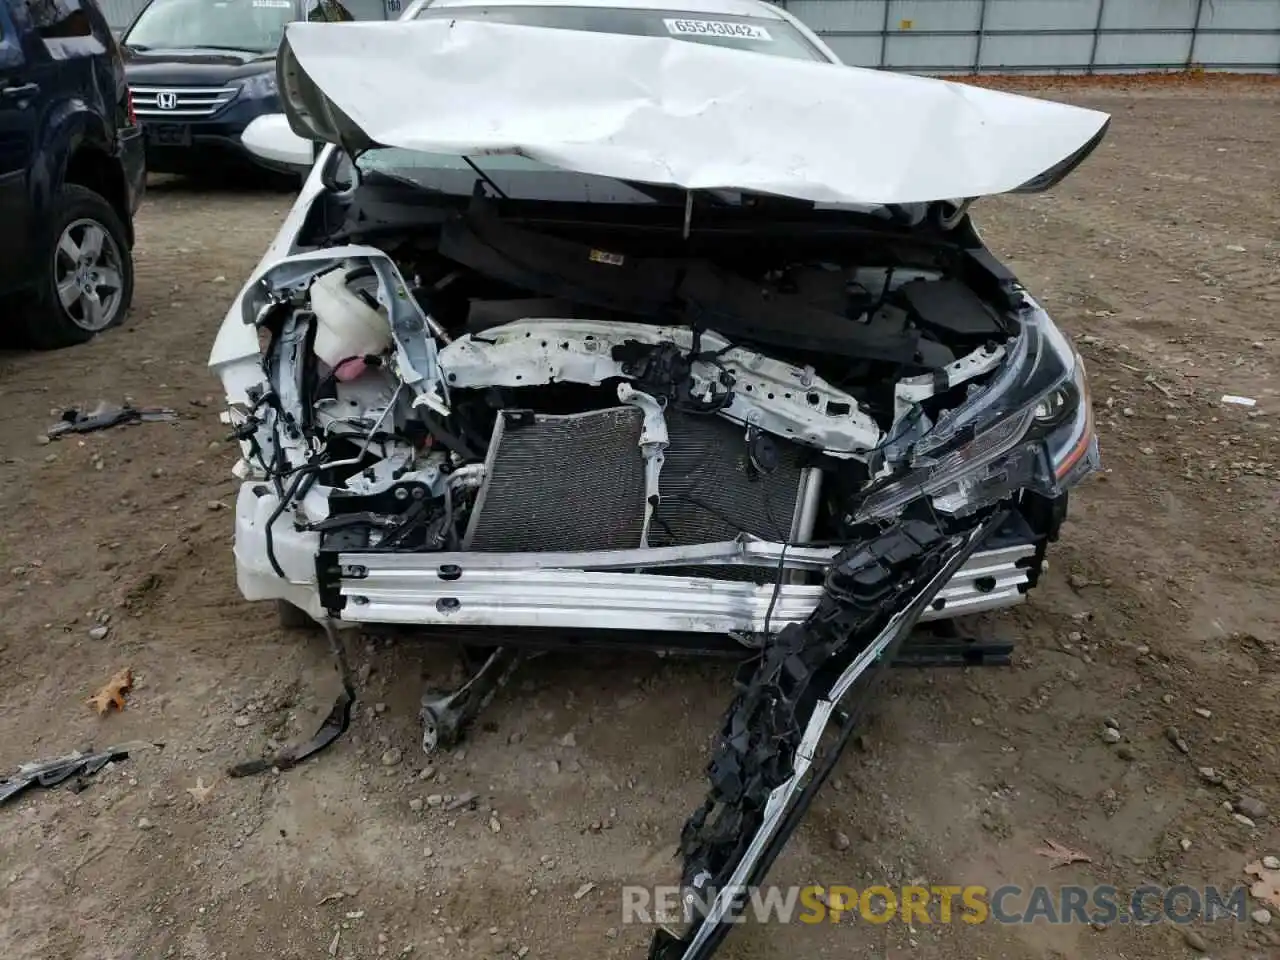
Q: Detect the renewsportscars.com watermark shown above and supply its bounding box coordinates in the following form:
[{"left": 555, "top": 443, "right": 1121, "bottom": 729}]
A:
[{"left": 621, "top": 884, "right": 1250, "bottom": 926}]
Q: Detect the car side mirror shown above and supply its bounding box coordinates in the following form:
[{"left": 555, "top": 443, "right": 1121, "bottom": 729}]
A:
[
  {"left": 241, "top": 114, "right": 314, "bottom": 172},
  {"left": 320, "top": 148, "right": 358, "bottom": 193}
]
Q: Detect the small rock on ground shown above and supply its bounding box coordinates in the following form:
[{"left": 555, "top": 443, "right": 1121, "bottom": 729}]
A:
[
  {"left": 1235, "top": 796, "right": 1267, "bottom": 819},
  {"left": 1179, "top": 927, "right": 1209, "bottom": 951}
]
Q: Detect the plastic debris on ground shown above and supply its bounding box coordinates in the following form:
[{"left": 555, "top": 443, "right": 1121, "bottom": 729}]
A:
[
  {"left": 1, "top": 741, "right": 162, "bottom": 805},
  {"left": 46, "top": 402, "right": 178, "bottom": 439}
]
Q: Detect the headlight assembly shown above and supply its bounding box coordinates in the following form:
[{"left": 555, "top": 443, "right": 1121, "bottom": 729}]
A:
[
  {"left": 858, "top": 296, "right": 1098, "bottom": 520},
  {"left": 1034, "top": 386, "right": 1072, "bottom": 425},
  {"left": 240, "top": 72, "right": 278, "bottom": 100}
]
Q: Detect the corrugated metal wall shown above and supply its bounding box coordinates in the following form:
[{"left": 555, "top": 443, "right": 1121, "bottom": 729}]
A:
[{"left": 786, "top": 0, "right": 1280, "bottom": 73}]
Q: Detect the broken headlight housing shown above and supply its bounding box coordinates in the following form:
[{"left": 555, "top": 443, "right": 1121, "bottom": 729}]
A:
[{"left": 860, "top": 297, "right": 1097, "bottom": 519}]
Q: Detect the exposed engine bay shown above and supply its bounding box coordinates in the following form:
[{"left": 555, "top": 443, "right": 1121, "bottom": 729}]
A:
[
  {"left": 221, "top": 188, "right": 1092, "bottom": 960},
  {"left": 233, "top": 196, "right": 1030, "bottom": 578}
]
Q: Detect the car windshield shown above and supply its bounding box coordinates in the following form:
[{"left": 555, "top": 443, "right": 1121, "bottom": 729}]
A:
[
  {"left": 355, "top": 4, "right": 829, "bottom": 203},
  {"left": 124, "top": 0, "right": 297, "bottom": 53},
  {"left": 417, "top": 5, "right": 824, "bottom": 60}
]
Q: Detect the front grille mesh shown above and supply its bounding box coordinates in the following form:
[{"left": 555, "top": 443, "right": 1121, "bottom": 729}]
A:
[
  {"left": 131, "top": 85, "right": 237, "bottom": 118},
  {"left": 463, "top": 406, "right": 804, "bottom": 577}
]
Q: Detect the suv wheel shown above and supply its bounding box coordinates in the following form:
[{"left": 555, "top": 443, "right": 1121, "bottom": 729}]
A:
[{"left": 20, "top": 184, "right": 134, "bottom": 349}]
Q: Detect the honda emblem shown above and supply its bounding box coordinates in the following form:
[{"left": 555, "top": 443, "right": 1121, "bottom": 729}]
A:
[{"left": 156, "top": 91, "right": 178, "bottom": 110}]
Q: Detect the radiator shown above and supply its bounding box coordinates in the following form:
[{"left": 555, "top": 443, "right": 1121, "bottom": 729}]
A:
[{"left": 463, "top": 407, "right": 804, "bottom": 561}]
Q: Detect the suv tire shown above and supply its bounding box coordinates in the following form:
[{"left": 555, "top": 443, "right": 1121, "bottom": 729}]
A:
[{"left": 19, "top": 184, "right": 134, "bottom": 350}]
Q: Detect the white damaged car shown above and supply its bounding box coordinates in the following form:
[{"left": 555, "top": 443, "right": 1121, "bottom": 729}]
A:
[{"left": 209, "top": 3, "right": 1105, "bottom": 957}]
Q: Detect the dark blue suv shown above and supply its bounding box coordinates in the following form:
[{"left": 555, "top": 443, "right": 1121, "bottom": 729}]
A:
[
  {"left": 0, "top": 0, "right": 145, "bottom": 348},
  {"left": 120, "top": 0, "right": 369, "bottom": 179}
]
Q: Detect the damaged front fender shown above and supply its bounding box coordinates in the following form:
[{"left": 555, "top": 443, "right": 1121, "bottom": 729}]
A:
[{"left": 243, "top": 246, "right": 448, "bottom": 415}]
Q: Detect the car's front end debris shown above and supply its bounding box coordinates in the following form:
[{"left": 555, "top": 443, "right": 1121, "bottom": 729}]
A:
[
  {"left": 1, "top": 741, "right": 163, "bottom": 806},
  {"left": 209, "top": 17, "right": 1107, "bottom": 960}
]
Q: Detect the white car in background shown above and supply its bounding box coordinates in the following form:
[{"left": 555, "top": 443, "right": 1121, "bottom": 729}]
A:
[{"left": 210, "top": 4, "right": 1107, "bottom": 959}]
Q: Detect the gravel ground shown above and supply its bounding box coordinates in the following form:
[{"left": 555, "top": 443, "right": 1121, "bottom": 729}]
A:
[{"left": 0, "top": 77, "right": 1277, "bottom": 960}]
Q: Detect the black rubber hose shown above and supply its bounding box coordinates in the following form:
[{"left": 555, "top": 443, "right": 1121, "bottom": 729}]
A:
[{"left": 265, "top": 467, "right": 314, "bottom": 579}]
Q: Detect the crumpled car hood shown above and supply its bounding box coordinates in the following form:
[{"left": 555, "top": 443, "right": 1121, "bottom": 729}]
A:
[{"left": 277, "top": 18, "right": 1110, "bottom": 206}]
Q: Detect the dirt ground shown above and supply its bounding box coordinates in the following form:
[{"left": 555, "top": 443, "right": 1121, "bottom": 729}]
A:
[{"left": 1, "top": 77, "right": 1277, "bottom": 960}]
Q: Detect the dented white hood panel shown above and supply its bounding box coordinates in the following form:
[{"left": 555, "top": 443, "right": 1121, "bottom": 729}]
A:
[{"left": 278, "top": 18, "right": 1110, "bottom": 206}]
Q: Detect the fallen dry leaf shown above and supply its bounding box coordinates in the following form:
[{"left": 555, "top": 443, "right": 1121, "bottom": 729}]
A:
[
  {"left": 185, "top": 777, "right": 217, "bottom": 805},
  {"left": 86, "top": 668, "right": 133, "bottom": 715},
  {"left": 1036, "top": 838, "right": 1093, "bottom": 869},
  {"left": 1245, "top": 861, "right": 1280, "bottom": 911}
]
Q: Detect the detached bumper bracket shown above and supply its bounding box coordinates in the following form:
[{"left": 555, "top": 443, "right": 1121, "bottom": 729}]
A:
[{"left": 658, "top": 509, "right": 1005, "bottom": 960}]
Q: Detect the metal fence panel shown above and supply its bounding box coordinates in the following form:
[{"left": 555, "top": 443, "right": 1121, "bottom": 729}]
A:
[
  {"left": 978, "top": 32, "right": 1096, "bottom": 71},
  {"left": 788, "top": 0, "right": 1280, "bottom": 74},
  {"left": 822, "top": 34, "right": 885, "bottom": 63},
  {"left": 888, "top": 0, "right": 981, "bottom": 31},
  {"left": 1094, "top": 30, "right": 1191, "bottom": 68},
  {"left": 788, "top": 0, "right": 885, "bottom": 32},
  {"left": 886, "top": 31, "right": 979, "bottom": 68},
  {"left": 1204, "top": 0, "right": 1280, "bottom": 29},
  {"left": 1101, "top": 0, "right": 1197, "bottom": 30},
  {"left": 983, "top": 0, "right": 1097, "bottom": 32},
  {"left": 1193, "top": 30, "right": 1280, "bottom": 69}
]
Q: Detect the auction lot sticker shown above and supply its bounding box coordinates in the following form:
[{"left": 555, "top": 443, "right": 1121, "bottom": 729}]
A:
[{"left": 663, "top": 18, "right": 773, "bottom": 41}]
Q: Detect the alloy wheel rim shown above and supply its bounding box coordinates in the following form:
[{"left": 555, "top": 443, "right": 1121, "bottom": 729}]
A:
[{"left": 53, "top": 218, "right": 125, "bottom": 332}]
